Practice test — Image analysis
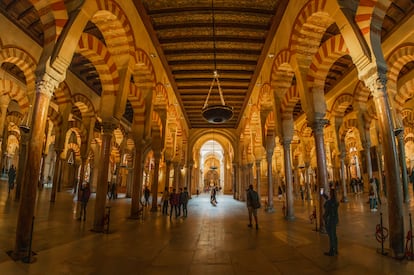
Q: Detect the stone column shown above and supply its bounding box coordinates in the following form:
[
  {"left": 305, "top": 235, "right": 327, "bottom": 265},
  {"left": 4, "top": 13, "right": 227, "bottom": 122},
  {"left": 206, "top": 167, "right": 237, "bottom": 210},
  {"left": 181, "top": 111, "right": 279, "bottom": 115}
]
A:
[
  {"left": 13, "top": 74, "right": 59, "bottom": 259},
  {"left": 164, "top": 160, "right": 171, "bottom": 190},
  {"left": 130, "top": 146, "right": 143, "bottom": 218},
  {"left": 363, "top": 141, "right": 373, "bottom": 184},
  {"left": 366, "top": 73, "right": 404, "bottom": 258},
  {"left": 14, "top": 130, "right": 30, "bottom": 201},
  {"left": 92, "top": 122, "right": 116, "bottom": 232},
  {"left": 283, "top": 140, "right": 295, "bottom": 220},
  {"left": 255, "top": 160, "right": 261, "bottom": 199},
  {"left": 38, "top": 153, "right": 47, "bottom": 190},
  {"left": 396, "top": 132, "right": 410, "bottom": 203},
  {"left": 340, "top": 150, "right": 348, "bottom": 202},
  {"left": 304, "top": 162, "right": 312, "bottom": 201},
  {"left": 188, "top": 160, "right": 194, "bottom": 197},
  {"left": 266, "top": 151, "right": 275, "bottom": 212},
  {"left": 232, "top": 163, "right": 238, "bottom": 199},
  {"left": 310, "top": 119, "right": 329, "bottom": 233},
  {"left": 151, "top": 154, "right": 161, "bottom": 212},
  {"left": 50, "top": 148, "right": 63, "bottom": 202},
  {"left": 0, "top": 101, "right": 9, "bottom": 171}
]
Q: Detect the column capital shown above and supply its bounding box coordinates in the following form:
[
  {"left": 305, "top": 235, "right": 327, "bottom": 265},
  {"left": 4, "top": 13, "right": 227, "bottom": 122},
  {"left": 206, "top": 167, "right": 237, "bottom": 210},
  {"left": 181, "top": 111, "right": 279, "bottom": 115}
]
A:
[
  {"left": 308, "top": 119, "right": 329, "bottom": 134},
  {"left": 364, "top": 72, "right": 387, "bottom": 98},
  {"left": 362, "top": 141, "right": 371, "bottom": 150},
  {"left": 36, "top": 73, "right": 60, "bottom": 97},
  {"left": 101, "top": 119, "right": 119, "bottom": 135}
]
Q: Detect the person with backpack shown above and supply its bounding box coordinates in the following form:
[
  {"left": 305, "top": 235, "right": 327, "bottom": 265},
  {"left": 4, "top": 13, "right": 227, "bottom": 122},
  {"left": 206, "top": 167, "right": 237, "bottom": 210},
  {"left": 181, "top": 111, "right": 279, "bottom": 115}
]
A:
[{"left": 246, "top": 184, "right": 260, "bottom": 230}]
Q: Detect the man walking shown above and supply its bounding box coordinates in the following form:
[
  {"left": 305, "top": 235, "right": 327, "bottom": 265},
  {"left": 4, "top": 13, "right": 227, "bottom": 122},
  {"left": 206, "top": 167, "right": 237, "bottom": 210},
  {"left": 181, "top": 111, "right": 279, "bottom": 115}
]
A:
[{"left": 246, "top": 184, "right": 260, "bottom": 230}]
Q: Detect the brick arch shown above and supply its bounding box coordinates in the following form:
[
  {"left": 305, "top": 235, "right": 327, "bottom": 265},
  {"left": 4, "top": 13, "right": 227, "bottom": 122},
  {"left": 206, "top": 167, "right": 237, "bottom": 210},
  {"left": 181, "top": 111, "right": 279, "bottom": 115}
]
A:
[
  {"left": 339, "top": 117, "right": 359, "bottom": 143},
  {"left": 354, "top": 81, "right": 371, "bottom": 103},
  {"left": 128, "top": 83, "right": 145, "bottom": 126},
  {"left": 0, "top": 79, "right": 30, "bottom": 113},
  {"left": 66, "top": 143, "right": 81, "bottom": 160},
  {"left": 330, "top": 93, "right": 354, "bottom": 117},
  {"left": 67, "top": 120, "right": 88, "bottom": 144},
  {"left": 151, "top": 111, "right": 162, "bottom": 139},
  {"left": 289, "top": 0, "right": 333, "bottom": 67},
  {"left": 93, "top": 0, "right": 136, "bottom": 68},
  {"left": 0, "top": 46, "right": 37, "bottom": 93},
  {"left": 355, "top": 0, "right": 391, "bottom": 43},
  {"left": 270, "top": 49, "right": 294, "bottom": 98},
  {"left": 258, "top": 83, "right": 273, "bottom": 110},
  {"left": 54, "top": 81, "right": 72, "bottom": 105},
  {"left": 77, "top": 33, "right": 119, "bottom": 97},
  {"left": 396, "top": 78, "right": 414, "bottom": 111},
  {"left": 72, "top": 93, "right": 95, "bottom": 118},
  {"left": 153, "top": 83, "right": 168, "bottom": 108},
  {"left": 264, "top": 111, "right": 276, "bottom": 138},
  {"left": 29, "top": 0, "right": 68, "bottom": 44},
  {"left": 110, "top": 141, "right": 121, "bottom": 163},
  {"left": 281, "top": 86, "right": 300, "bottom": 119},
  {"left": 132, "top": 49, "right": 156, "bottom": 91},
  {"left": 307, "top": 35, "right": 349, "bottom": 91},
  {"left": 386, "top": 44, "right": 414, "bottom": 107}
]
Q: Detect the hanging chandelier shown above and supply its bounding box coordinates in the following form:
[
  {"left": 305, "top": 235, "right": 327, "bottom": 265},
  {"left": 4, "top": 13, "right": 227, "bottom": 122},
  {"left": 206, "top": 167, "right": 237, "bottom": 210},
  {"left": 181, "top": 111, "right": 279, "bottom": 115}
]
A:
[
  {"left": 201, "top": 0, "right": 233, "bottom": 124},
  {"left": 210, "top": 131, "right": 218, "bottom": 170}
]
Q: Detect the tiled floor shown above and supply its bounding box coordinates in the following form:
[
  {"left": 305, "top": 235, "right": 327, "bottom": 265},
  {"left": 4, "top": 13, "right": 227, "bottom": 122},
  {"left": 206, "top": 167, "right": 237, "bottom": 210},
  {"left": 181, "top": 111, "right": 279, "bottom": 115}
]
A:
[{"left": 1, "top": 181, "right": 414, "bottom": 274}]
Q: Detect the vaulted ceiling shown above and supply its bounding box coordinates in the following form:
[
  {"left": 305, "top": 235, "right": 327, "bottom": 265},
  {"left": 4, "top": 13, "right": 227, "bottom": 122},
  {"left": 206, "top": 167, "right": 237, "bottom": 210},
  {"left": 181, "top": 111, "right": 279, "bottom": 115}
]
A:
[{"left": 1, "top": 0, "right": 414, "bottom": 129}]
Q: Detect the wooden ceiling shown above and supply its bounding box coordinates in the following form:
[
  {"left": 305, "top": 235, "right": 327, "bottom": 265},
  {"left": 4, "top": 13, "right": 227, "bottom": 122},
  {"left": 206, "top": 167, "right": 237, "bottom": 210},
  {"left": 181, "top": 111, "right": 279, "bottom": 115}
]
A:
[{"left": 0, "top": 0, "right": 413, "bottom": 129}]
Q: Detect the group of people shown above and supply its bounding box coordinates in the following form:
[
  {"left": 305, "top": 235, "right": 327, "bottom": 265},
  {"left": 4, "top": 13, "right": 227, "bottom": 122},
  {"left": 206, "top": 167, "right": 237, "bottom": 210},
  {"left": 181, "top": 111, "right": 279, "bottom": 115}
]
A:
[{"left": 160, "top": 187, "right": 189, "bottom": 219}]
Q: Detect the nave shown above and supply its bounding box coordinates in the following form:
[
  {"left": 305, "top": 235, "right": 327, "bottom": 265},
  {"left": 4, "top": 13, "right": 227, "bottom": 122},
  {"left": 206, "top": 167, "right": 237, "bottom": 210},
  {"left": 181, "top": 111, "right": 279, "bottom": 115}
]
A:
[{"left": 1, "top": 182, "right": 414, "bottom": 274}]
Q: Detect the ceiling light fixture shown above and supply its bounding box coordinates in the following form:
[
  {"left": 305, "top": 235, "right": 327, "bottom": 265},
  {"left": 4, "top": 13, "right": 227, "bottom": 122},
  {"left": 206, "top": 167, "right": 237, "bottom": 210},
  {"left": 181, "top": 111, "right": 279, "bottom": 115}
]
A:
[{"left": 201, "top": 0, "right": 233, "bottom": 124}]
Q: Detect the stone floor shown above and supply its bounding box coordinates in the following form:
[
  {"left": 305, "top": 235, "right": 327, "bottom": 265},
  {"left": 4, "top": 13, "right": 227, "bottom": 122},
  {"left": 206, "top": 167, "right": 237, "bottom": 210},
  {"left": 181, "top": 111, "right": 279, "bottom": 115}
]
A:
[{"left": 1, "top": 182, "right": 414, "bottom": 275}]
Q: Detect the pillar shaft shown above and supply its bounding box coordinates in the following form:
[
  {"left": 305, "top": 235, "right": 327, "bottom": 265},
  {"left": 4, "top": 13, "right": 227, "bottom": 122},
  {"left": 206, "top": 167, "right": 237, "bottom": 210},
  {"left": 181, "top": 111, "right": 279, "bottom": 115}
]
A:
[
  {"left": 130, "top": 147, "right": 143, "bottom": 218},
  {"left": 93, "top": 123, "right": 114, "bottom": 231},
  {"left": 363, "top": 142, "right": 373, "bottom": 182},
  {"left": 310, "top": 119, "right": 329, "bottom": 233},
  {"left": 50, "top": 149, "right": 63, "bottom": 202},
  {"left": 14, "top": 131, "right": 30, "bottom": 201},
  {"left": 340, "top": 152, "right": 348, "bottom": 202},
  {"left": 283, "top": 141, "right": 294, "bottom": 220},
  {"left": 256, "top": 160, "right": 261, "bottom": 199},
  {"left": 367, "top": 74, "right": 404, "bottom": 258},
  {"left": 14, "top": 76, "right": 56, "bottom": 258},
  {"left": 397, "top": 133, "right": 410, "bottom": 203},
  {"left": 266, "top": 152, "right": 274, "bottom": 211},
  {"left": 151, "top": 157, "right": 160, "bottom": 211}
]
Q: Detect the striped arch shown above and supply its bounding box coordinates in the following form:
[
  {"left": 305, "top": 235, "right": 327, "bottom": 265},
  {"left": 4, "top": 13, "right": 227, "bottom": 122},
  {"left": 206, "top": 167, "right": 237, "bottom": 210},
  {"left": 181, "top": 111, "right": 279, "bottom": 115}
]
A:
[
  {"left": 289, "top": 0, "right": 333, "bottom": 67},
  {"left": 30, "top": 0, "right": 68, "bottom": 44},
  {"left": 258, "top": 83, "right": 273, "bottom": 110},
  {"left": 54, "top": 81, "right": 72, "bottom": 105},
  {"left": 72, "top": 93, "right": 95, "bottom": 118},
  {"left": 365, "top": 99, "right": 377, "bottom": 122},
  {"left": 331, "top": 93, "right": 354, "bottom": 117},
  {"left": 132, "top": 49, "right": 156, "bottom": 91},
  {"left": 67, "top": 120, "right": 88, "bottom": 144},
  {"left": 355, "top": 0, "right": 391, "bottom": 41},
  {"left": 387, "top": 44, "right": 414, "bottom": 107},
  {"left": 353, "top": 81, "right": 371, "bottom": 103},
  {"left": 128, "top": 83, "right": 145, "bottom": 126},
  {"left": 270, "top": 49, "right": 294, "bottom": 98},
  {"left": 397, "top": 78, "right": 414, "bottom": 111},
  {"left": 110, "top": 141, "right": 121, "bottom": 163},
  {"left": 402, "top": 108, "right": 414, "bottom": 128},
  {"left": 48, "top": 106, "right": 63, "bottom": 129},
  {"left": 307, "top": 35, "right": 349, "bottom": 91},
  {"left": 77, "top": 33, "right": 119, "bottom": 97},
  {"left": 0, "top": 79, "right": 30, "bottom": 113},
  {"left": 93, "top": 0, "right": 136, "bottom": 67},
  {"left": 153, "top": 83, "right": 168, "bottom": 107},
  {"left": 281, "top": 86, "right": 300, "bottom": 120},
  {"left": 151, "top": 111, "right": 163, "bottom": 140},
  {"left": 0, "top": 46, "right": 37, "bottom": 93},
  {"left": 66, "top": 143, "right": 81, "bottom": 159},
  {"left": 338, "top": 117, "right": 359, "bottom": 143},
  {"left": 264, "top": 111, "right": 276, "bottom": 138}
]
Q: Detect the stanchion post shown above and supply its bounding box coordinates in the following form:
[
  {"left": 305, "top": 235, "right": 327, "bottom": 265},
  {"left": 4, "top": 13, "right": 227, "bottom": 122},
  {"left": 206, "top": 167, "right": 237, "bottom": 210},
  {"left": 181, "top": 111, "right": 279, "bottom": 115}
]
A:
[{"left": 410, "top": 213, "right": 413, "bottom": 260}]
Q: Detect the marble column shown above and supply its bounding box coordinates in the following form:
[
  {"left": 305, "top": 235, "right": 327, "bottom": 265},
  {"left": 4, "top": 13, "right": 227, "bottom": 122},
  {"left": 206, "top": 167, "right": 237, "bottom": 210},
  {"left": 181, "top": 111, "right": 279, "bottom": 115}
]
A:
[
  {"left": 232, "top": 163, "right": 238, "bottom": 199},
  {"left": 38, "top": 153, "right": 47, "bottom": 190},
  {"left": 396, "top": 132, "right": 410, "bottom": 203},
  {"left": 266, "top": 151, "right": 275, "bottom": 212},
  {"left": 14, "top": 130, "right": 30, "bottom": 201},
  {"left": 366, "top": 73, "right": 404, "bottom": 258},
  {"left": 130, "top": 146, "right": 143, "bottom": 218},
  {"left": 50, "top": 148, "right": 63, "bottom": 202},
  {"left": 151, "top": 155, "right": 160, "bottom": 212},
  {"left": 304, "top": 162, "right": 312, "bottom": 201},
  {"left": 363, "top": 141, "right": 373, "bottom": 184},
  {"left": 0, "top": 102, "right": 8, "bottom": 171},
  {"left": 339, "top": 150, "right": 348, "bottom": 202},
  {"left": 188, "top": 160, "right": 194, "bottom": 197},
  {"left": 13, "top": 75, "right": 58, "bottom": 259},
  {"left": 283, "top": 140, "right": 295, "bottom": 220},
  {"left": 310, "top": 119, "right": 329, "bottom": 233},
  {"left": 164, "top": 160, "right": 171, "bottom": 190},
  {"left": 255, "top": 160, "right": 261, "bottom": 199},
  {"left": 93, "top": 122, "right": 115, "bottom": 232}
]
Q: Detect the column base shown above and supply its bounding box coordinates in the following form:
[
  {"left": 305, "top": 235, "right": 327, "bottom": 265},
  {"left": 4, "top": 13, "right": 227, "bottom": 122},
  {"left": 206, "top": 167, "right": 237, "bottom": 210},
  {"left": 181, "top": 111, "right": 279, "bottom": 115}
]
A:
[
  {"left": 265, "top": 206, "right": 275, "bottom": 213},
  {"left": 285, "top": 215, "right": 295, "bottom": 221}
]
